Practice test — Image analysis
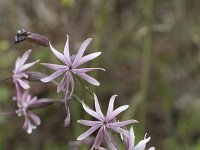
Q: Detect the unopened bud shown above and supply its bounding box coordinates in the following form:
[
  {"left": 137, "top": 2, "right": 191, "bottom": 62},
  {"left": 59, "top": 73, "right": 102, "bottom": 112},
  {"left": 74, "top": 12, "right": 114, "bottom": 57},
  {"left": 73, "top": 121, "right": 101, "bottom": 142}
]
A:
[
  {"left": 15, "top": 29, "right": 49, "bottom": 47},
  {"left": 26, "top": 72, "right": 47, "bottom": 81}
]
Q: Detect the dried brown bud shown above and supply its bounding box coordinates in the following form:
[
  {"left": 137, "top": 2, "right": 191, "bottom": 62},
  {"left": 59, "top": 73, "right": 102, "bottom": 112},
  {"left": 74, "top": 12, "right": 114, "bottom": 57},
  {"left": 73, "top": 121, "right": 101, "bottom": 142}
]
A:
[{"left": 15, "top": 29, "right": 49, "bottom": 47}]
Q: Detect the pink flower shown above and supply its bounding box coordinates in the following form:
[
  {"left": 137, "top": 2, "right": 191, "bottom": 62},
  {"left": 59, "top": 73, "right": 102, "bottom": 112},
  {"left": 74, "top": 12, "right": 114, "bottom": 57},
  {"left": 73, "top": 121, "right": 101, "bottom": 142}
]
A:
[
  {"left": 13, "top": 50, "right": 39, "bottom": 102},
  {"left": 40, "top": 36, "right": 104, "bottom": 101},
  {"left": 15, "top": 92, "right": 52, "bottom": 134},
  {"left": 125, "top": 127, "right": 155, "bottom": 150},
  {"left": 77, "top": 93, "right": 138, "bottom": 150}
]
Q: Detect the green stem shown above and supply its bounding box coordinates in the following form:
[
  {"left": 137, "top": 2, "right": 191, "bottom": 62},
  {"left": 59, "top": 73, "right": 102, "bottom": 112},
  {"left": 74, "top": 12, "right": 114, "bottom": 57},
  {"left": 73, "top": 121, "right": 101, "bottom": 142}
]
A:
[{"left": 138, "top": 0, "right": 154, "bottom": 134}]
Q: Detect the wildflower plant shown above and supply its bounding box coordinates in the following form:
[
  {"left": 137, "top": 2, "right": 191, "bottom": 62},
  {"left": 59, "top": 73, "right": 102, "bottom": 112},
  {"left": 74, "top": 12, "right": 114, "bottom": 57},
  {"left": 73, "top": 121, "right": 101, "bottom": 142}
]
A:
[{"left": 0, "top": 30, "right": 155, "bottom": 150}]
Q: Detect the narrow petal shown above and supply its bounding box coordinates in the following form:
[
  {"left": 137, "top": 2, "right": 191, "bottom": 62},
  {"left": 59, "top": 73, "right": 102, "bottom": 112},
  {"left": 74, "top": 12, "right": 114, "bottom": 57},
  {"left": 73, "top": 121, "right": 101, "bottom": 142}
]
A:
[
  {"left": 110, "top": 127, "right": 129, "bottom": 137},
  {"left": 73, "top": 68, "right": 105, "bottom": 73},
  {"left": 73, "top": 38, "right": 92, "bottom": 67},
  {"left": 82, "top": 101, "right": 103, "bottom": 121},
  {"left": 77, "top": 124, "right": 101, "bottom": 140},
  {"left": 49, "top": 42, "right": 67, "bottom": 64},
  {"left": 134, "top": 136, "right": 151, "bottom": 150},
  {"left": 128, "top": 126, "right": 135, "bottom": 150},
  {"left": 98, "top": 147, "right": 107, "bottom": 150},
  {"left": 29, "top": 112, "right": 41, "bottom": 125},
  {"left": 18, "top": 79, "right": 30, "bottom": 89},
  {"left": 108, "top": 120, "right": 138, "bottom": 128},
  {"left": 91, "top": 126, "right": 104, "bottom": 149},
  {"left": 14, "top": 57, "right": 21, "bottom": 73},
  {"left": 104, "top": 129, "right": 117, "bottom": 150},
  {"left": 93, "top": 93, "right": 104, "bottom": 120},
  {"left": 68, "top": 72, "right": 74, "bottom": 97},
  {"left": 75, "top": 52, "right": 101, "bottom": 67},
  {"left": 21, "top": 60, "right": 39, "bottom": 71},
  {"left": 76, "top": 72, "right": 100, "bottom": 86},
  {"left": 108, "top": 105, "right": 129, "bottom": 121},
  {"left": 63, "top": 35, "right": 71, "bottom": 65},
  {"left": 106, "top": 95, "right": 117, "bottom": 119},
  {"left": 77, "top": 120, "right": 102, "bottom": 126},
  {"left": 148, "top": 147, "right": 155, "bottom": 150},
  {"left": 20, "top": 50, "right": 32, "bottom": 66},
  {"left": 57, "top": 74, "right": 68, "bottom": 93},
  {"left": 64, "top": 107, "right": 71, "bottom": 127},
  {"left": 40, "top": 70, "right": 65, "bottom": 82},
  {"left": 41, "top": 63, "right": 68, "bottom": 70}
]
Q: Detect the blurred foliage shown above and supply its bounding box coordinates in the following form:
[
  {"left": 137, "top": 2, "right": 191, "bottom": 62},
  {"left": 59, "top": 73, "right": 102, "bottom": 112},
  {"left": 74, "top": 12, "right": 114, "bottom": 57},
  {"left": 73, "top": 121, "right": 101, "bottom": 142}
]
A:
[{"left": 0, "top": 0, "right": 200, "bottom": 149}]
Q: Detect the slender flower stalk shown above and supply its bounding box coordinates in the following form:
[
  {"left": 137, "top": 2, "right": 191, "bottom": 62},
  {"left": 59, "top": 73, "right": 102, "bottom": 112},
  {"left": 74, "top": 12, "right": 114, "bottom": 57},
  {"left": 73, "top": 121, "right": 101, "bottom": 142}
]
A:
[
  {"left": 13, "top": 50, "right": 39, "bottom": 103},
  {"left": 77, "top": 93, "right": 138, "bottom": 150},
  {"left": 40, "top": 35, "right": 105, "bottom": 102},
  {"left": 124, "top": 127, "right": 155, "bottom": 150}
]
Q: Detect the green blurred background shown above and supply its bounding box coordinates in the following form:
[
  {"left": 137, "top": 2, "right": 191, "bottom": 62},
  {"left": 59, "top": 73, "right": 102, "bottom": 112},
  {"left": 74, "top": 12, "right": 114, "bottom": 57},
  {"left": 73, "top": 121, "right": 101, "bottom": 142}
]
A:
[{"left": 1, "top": 0, "right": 200, "bottom": 149}]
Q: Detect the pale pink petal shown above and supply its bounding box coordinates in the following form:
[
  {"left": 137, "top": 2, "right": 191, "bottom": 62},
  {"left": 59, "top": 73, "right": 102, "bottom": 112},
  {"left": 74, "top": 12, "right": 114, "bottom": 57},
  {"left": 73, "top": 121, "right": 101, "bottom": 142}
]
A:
[
  {"left": 57, "top": 73, "right": 68, "bottom": 93},
  {"left": 64, "top": 107, "right": 70, "bottom": 127},
  {"left": 134, "top": 136, "right": 151, "bottom": 150},
  {"left": 91, "top": 126, "right": 104, "bottom": 149},
  {"left": 21, "top": 60, "right": 39, "bottom": 71},
  {"left": 108, "top": 120, "right": 138, "bottom": 128},
  {"left": 15, "top": 82, "right": 23, "bottom": 103},
  {"left": 148, "top": 147, "right": 155, "bottom": 150},
  {"left": 63, "top": 35, "right": 71, "bottom": 65},
  {"left": 73, "top": 38, "right": 92, "bottom": 67},
  {"left": 13, "top": 73, "right": 28, "bottom": 79},
  {"left": 77, "top": 124, "right": 101, "bottom": 140},
  {"left": 14, "top": 57, "right": 21, "bottom": 73},
  {"left": 20, "top": 49, "right": 32, "bottom": 66},
  {"left": 40, "top": 69, "right": 65, "bottom": 82},
  {"left": 68, "top": 72, "right": 74, "bottom": 97},
  {"left": 73, "top": 68, "right": 105, "bottom": 73},
  {"left": 23, "top": 115, "right": 36, "bottom": 134},
  {"left": 98, "top": 147, "right": 107, "bottom": 150},
  {"left": 64, "top": 76, "right": 69, "bottom": 104},
  {"left": 76, "top": 72, "right": 100, "bottom": 86},
  {"left": 108, "top": 105, "right": 129, "bottom": 121},
  {"left": 75, "top": 52, "right": 101, "bottom": 67},
  {"left": 18, "top": 79, "right": 30, "bottom": 89},
  {"left": 82, "top": 101, "right": 103, "bottom": 121},
  {"left": 29, "top": 112, "right": 41, "bottom": 125},
  {"left": 128, "top": 127, "right": 135, "bottom": 150},
  {"left": 93, "top": 93, "right": 104, "bottom": 120},
  {"left": 77, "top": 120, "right": 102, "bottom": 126},
  {"left": 104, "top": 129, "right": 117, "bottom": 150},
  {"left": 106, "top": 95, "right": 117, "bottom": 119},
  {"left": 41, "top": 63, "right": 68, "bottom": 70},
  {"left": 110, "top": 127, "right": 129, "bottom": 137},
  {"left": 49, "top": 42, "right": 67, "bottom": 64}
]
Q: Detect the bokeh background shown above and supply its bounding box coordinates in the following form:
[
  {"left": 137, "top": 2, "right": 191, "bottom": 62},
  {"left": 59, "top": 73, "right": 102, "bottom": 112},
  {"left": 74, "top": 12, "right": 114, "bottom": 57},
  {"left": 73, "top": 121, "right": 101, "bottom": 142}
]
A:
[{"left": 0, "top": 0, "right": 200, "bottom": 149}]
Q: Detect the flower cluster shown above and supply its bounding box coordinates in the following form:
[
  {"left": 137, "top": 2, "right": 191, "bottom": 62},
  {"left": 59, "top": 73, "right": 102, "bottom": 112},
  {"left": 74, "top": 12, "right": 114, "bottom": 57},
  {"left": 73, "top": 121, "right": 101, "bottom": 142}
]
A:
[
  {"left": 77, "top": 94, "right": 154, "bottom": 150},
  {"left": 1, "top": 33, "right": 155, "bottom": 149},
  {"left": 12, "top": 50, "right": 52, "bottom": 134},
  {"left": 12, "top": 49, "right": 39, "bottom": 103}
]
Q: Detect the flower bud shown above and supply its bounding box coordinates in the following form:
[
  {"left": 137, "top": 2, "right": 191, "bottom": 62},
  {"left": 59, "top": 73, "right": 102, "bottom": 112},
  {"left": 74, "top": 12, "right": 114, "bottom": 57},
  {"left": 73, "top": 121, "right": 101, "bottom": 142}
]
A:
[{"left": 15, "top": 29, "right": 49, "bottom": 47}]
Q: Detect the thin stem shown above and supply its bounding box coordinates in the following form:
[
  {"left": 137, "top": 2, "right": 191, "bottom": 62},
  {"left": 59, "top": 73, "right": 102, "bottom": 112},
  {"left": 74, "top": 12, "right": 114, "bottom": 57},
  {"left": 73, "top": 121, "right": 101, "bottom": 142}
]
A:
[
  {"left": 0, "top": 76, "right": 12, "bottom": 84},
  {"left": 75, "top": 74, "right": 93, "bottom": 98},
  {"left": 0, "top": 111, "right": 15, "bottom": 116}
]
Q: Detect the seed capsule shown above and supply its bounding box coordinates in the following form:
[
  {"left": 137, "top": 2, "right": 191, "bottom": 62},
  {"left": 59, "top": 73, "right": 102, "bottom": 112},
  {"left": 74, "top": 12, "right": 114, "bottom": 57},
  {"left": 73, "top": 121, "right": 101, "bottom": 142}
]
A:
[{"left": 15, "top": 29, "right": 49, "bottom": 47}]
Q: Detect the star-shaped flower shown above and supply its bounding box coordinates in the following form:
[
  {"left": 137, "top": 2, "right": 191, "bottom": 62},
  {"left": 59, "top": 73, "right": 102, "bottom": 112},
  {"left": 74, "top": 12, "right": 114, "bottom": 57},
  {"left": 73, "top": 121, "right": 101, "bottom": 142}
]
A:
[
  {"left": 13, "top": 50, "right": 39, "bottom": 102},
  {"left": 77, "top": 93, "right": 138, "bottom": 150},
  {"left": 125, "top": 127, "right": 155, "bottom": 150},
  {"left": 15, "top": 92, "right": 52, "bottom": 134},
  {"left": 40, "top": 36, "right": 104, "bottom": 101}
]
